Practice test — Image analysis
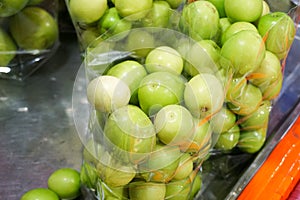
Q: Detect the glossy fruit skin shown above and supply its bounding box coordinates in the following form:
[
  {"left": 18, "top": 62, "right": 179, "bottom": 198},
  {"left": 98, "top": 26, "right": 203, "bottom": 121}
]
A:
[
  {"left": 239, "top": 100, "right": 271, "bottom": 130},
  {"left": 257, "top": 12, "right": 296, "bottom": 60},
  {"left": 69, "top": 0, "right": 108, "bottom": 24},
  {"left": 228, "top": 83, "right": 262, "bottom": 116},
  {"left": 0, "top": 0, "right": 29, "bottom": 17},
  {"left": 155, "top": 104, "right": 194, "bottom": 145},
  {"left": 47, "top": 168, "right": 81, "bottom": 199},
  {"left": 210, "top": 106, "right": 236, "bottom": 134},
  {"left": 248, "top": 51, "right": 282, "bottom": 89},
  {"left": 21, "top": 188, "right": 59, "bottom": 200},
  {"left": 103, "top": 105, "right": 156, "bottom": 163},
  {"left": 214, "top": 124, "right": 240, "bottom": 150},
  {"left": 180, "top": 1, "right": 220, "bottom": 41},
  {"left": 96, "top": 155, "right": 136, "bottom": 187},
  {"left": 220, "top": 30, "right": 266, "bottom": 76},
  {"left": 145, "top": 46, "right": 184, "bottom": 75},
  {"left": 106, "top": 60, "right": 147, "bottom": 105},
  {"left": 126, "top": 29, "right": 155, "bottom": 58},
  {"left": 114, "top": 0, "right": 153, "bottom": 21},
  {"left": 237, "top": 128, "right": 267, "bottom": 153},
  {"left": 184, "top": 73, "right": 225, "bottom": 118},
  {"left": 0, "top": 28, "right": 17, "bottom": 66},
  {"left": 221, "top": 21, "right": 258, "bottom": 45},
  {"left": 224, "top": 0, "right": 263, "bottom": 22},
  {"left": 140, "top": 144, "right": 181, "bottom": 182},
  {"left": 172, "top": 153, "right": 193, "bottom": 180},
  {"left": 138, "top": 71, "right": 186, "bottom": 116},
  {"left": 9, "top": 7, "right": 59, "bottom": 50},
  {"left": 86, "top": 75, "right": 131, "bottom": 113},
  {"left": 142, "top": 1, "right": 172, "bottom": 28},
  {"left": 165, "top": 178, "right": 191, "bottom": 200},
  {"left": 129, "top": 181, "right": 166, "bottom": 200},
  {"left": 98, "top": 7, "right": 132, "bottom": 38}
]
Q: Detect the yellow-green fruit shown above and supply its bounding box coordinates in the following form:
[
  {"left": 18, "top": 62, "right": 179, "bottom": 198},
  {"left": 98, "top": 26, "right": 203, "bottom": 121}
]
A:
[
  {"left": 0, "top": 0, "right": 29, "bottom": 17},
  {"left": 114, "top": 0, "right": 153, "bottom": 21},
  {"left": 0, "top": 28, "right": 17, "bottom": 66},
  {"left": 9, "top": 7, "right": 59, "bottom": 50},
  {"left": 69, "top": 0, "right": 108, "bottom": 24}
]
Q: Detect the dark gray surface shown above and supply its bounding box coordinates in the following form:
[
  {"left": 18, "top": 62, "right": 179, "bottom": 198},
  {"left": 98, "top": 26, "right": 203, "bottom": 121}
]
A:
[{"left": 0, "top": 33, "right": 83, "bottom": 199}]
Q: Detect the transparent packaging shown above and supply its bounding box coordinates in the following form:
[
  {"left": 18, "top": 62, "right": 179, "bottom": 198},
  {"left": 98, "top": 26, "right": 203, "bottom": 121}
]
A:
[
  {"left": 70, "top": 1, "right": 299, "bottom": 199},
  {"left": 0, "top": 0, "right": 60, "bottom": 80}
]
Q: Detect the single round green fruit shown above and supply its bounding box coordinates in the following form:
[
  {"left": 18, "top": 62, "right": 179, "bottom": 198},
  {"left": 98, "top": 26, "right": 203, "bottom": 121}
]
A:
[
  {"left": 180, "top": 1, "right": 220, "bottom": 41},
  {"left": 114, "top": 0, "right": 153, "bottom": 21},
  {"left": 155, "top": 104, "right": 194, "bottom": 145},
  {"left": 106, "top": 60, "right": 147, "bottom": 105},
  {"left": 0, "top": 0, "right": 29, "bottom": 17},
  {"left": 69, "top": 0, "right": 108, "bottom": 24},
  {"left": 98, "top": 7, "right": 132, "bottom": 39},
  {"left": 257, "top": 12, "right": 296, "bottom": 60},
  {"left": 142, "top": 1, "right": 172, "bottom": 28},
  {"left": 214, "top": 124, "right": 240, "bottom": 151},
  {"left": 126, "top": 29, "right": 155, "bottom": 58},
  {"left": 165, "top": 178, "right": 191, "bottom": 200},
  {"left": 96, "top": 152, "right": 136, "bottom": 187},
  {"left": 248, "top": 51, "right": 282, "bottom": 89},
  {"left": 138, "top": 71, "right": 186, "bottom": 116},
  {"left": 220, "top": 30, "right": 266, "bottom": 76},
  {"left": 184, "top": 39, "right": 221, "bottom": 76},
  {"left": 9, "top": 6, "right": 59, "bottom": 50},
  {"left": 210, "top": 106, "right": 236, "bottom": 134},
  {"left": 261, "top": 72, "right": 283, "bottom": 100},
  {"left": 228, "top": 83, "right": 262, "bottom": 116},
  {"left": 239, "top": 100, "right": 271, "bottom": 130},
  {"left": 21, "top": 188, "right": 59, "bottom": 200},
  {"left": 221, "top": 21, "right": 258, "bottom": 45},
  {"left": 86, "top": 75, "right": 131, "bottom": 113},
  {"left": 139, "top": 144, "right": 181, "bottom": 182},
  {"left": 224, "top": 0, "right": 263, "bottom": 22},
  {"left": 225, "top": 77, "right": 247, "bottom": 102},
  {"left": 173, "top": 153, "right": 193, "bottom": 180},
  {"left": 129, "top": 181, "right": 166, "bottom": 200},
  {"left": 185, "top": 118, "right": 212, "bottom": 154},
  {"left": 237, "top": 128, "right": 267, "bottom": 153},
  {"left": 0, "top": 28, "right": 17, "bottom": 66},
  {"left": 145, "top": 46, "right": 184, "bottom": 75},
  {"left": 184, "top": 73, "right": 225, "bottom": 118},
  {"left": 103, "top": 105, "right": 156, "bottom": 163},
  {"left": 47, "top": 168, "right": 81, "bottom": 199}
]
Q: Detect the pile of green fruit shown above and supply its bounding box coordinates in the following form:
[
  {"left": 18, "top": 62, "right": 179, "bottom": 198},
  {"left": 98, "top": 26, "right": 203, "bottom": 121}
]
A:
[
  {"left": 20, "top": 168, "right": 81, "bottom": 200},
  {"left": 69, "top": 0, "right": 297, "bottom": 199},
  {"left": 0, "top": 0, "right": 58, "bottom": 78}
]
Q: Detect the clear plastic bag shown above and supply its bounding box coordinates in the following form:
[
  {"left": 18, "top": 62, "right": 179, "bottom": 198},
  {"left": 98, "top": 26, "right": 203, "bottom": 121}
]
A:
[
  {"left": 71, "top": 1, "right": 299, "bottom": 199},
  {"left": 0, "top": 0, "right": 60, "bottom": 80}
]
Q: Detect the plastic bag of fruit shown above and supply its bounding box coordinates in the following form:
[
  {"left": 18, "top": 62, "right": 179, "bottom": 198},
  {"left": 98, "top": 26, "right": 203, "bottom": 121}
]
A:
[
  {"left": 0, "top": 0, "right": 59, "bottom": 80},
  {"left": 71, "top": 0, "right": 298, "bottom": 199}
]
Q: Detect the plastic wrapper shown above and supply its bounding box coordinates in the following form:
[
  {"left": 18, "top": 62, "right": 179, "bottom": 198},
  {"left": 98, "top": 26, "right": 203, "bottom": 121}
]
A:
[
  {"left": 70, "top": 1, "right": 299, "bottom": 199},
  {"left": 0, "top": 0, "right": 60, "bottom": 80}
]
